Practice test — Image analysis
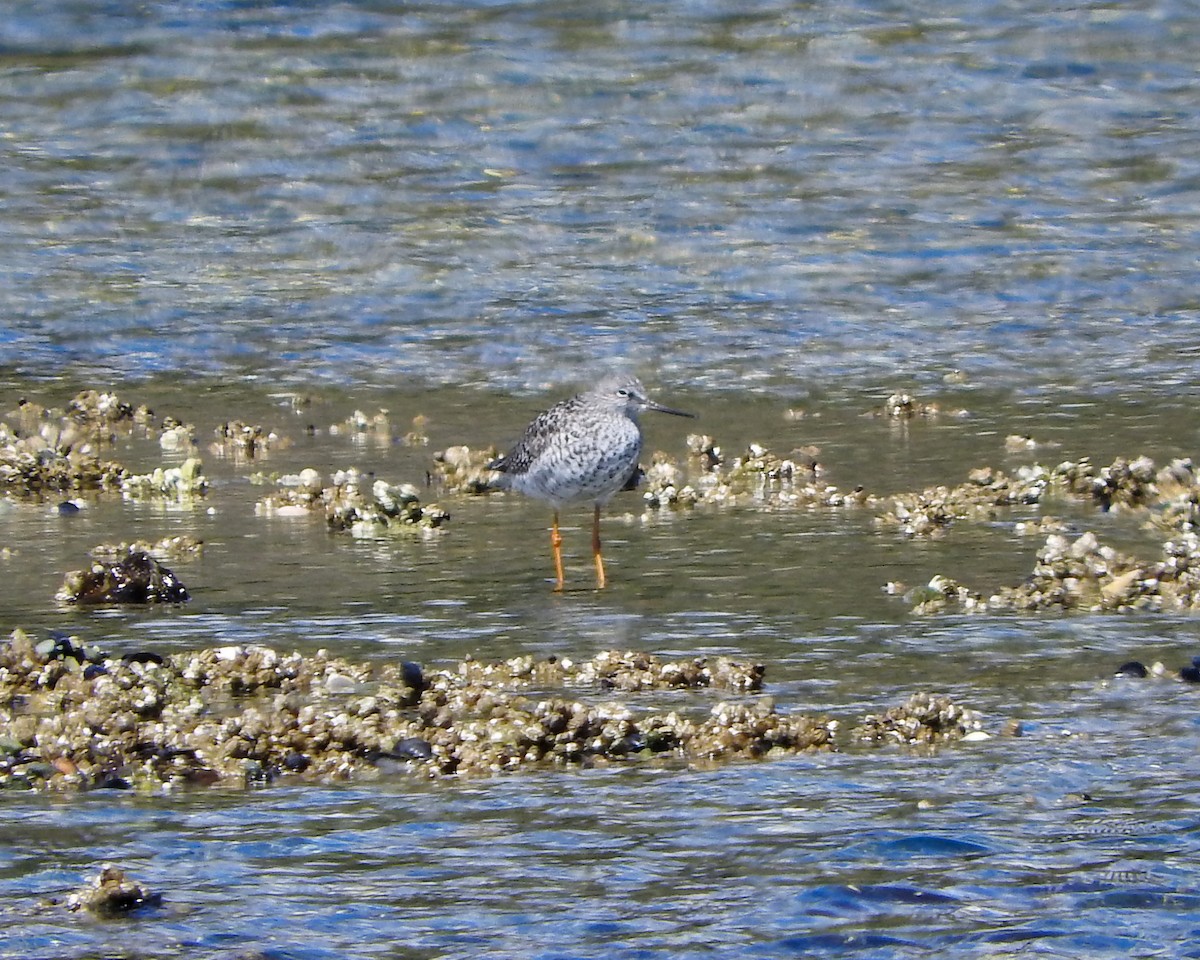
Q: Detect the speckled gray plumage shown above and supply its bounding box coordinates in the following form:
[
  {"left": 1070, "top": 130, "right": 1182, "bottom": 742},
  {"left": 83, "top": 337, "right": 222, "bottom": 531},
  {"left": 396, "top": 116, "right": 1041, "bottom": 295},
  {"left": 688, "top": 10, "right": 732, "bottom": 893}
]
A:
[{"left": 491, "top": 375, "right": 688, "bottom": 509}]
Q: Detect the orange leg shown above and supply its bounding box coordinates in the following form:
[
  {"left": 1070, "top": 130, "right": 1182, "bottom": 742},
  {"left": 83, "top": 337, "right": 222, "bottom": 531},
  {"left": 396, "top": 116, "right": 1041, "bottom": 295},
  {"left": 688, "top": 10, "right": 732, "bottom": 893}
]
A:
[
  {"left": 592, "top": 504, "right": 607, "bottom": 589},
  {"left": 551, "top": 510, "right": 565, "bottom": 591}
]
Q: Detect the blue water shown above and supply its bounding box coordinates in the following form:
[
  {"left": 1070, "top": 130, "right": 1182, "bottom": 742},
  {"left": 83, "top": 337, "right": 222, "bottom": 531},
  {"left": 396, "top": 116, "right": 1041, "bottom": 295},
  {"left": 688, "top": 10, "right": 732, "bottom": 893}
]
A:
[
  {"left": 3, "top": 2, "right": 1200, "bottom": 958},
  {"left": 2, "top": 0, "right": 1200, "bottom": 394}
]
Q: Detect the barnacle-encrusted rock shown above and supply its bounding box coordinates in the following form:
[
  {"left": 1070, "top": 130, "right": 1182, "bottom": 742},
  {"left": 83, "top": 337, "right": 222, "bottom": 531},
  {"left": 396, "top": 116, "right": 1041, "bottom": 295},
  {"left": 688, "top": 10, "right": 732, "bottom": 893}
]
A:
[
  {"left": 640, "top": 453, "right": 700, "bottom": 509},
  {"left": 0, "top": 634, "right": 875, "bottom": 791},
  {"left": 688, "top": 700, "right": 836, "bottom": 761},
  {"left": 254, "top": 468, "right": 325, "bottom": 515},
  {"left": 1055, "top": 455, "right": 1157, "bottom": 510},
  {"left": 331, "top": 408, "right": 391, "bottom": 447},
  {"left": 158, "top": 417, "right": 196, "bottom": 453},
  {"left": 120, "top": 457, "right": 208, "bottom": 501},
  {"left": 689, "top": 442, "right": 866, "bottom": 509},
  {"left": 89, "top": 536, "right": 204, "bottom": 562},
  {"left": 878, "top": 464, "right": 1050, "bottom": 537},
  {"left": 256, "top": 468, "right": 449, "bottom": 534},
  {"left": 686, "top": 433, "right": 722, "bottom": 471},
  {"left": 65, "top": 390, "right": 140, "bottom": 429},
  {"left": 448, "top": 651, "right": 764, "bottom": 693},
  {"left": 0, "top": 419, "right": 128, "bottom": 496},
  {"left": 431, "top": 445, "right": 502, "bottom": 495},
  {"left": 876, "top": 392, "right": 940, "bottom": 419},
  {"left": 907, "top": 575, "right": 982, "bottom": 615},
  {"left": 325, "top": 471, "right": 449, "bottom": 536},
  {"left": 917, "top": 528, "right": 1200, "bottom": 615},
  {"left": 211, "top": 420, "right": 282, "bottom": 460},
  {"left": 66, "top": 865, "right": 161, "bottom": 916},
  {"left": 575, "top": 650, "right": 764, "bottom": 692},
  {"left": 56, "top": 550, "right": 190, "bottom": 604},
  {"left": 851, "top": 693, "right": 983, "bottom": 745}
]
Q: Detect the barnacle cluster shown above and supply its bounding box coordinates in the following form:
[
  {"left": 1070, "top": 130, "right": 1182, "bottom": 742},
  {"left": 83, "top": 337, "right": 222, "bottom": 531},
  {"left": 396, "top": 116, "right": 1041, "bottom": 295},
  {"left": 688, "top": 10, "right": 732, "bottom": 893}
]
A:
[{"left": 0, "top": 632, "right": 980, "bottom": 793}]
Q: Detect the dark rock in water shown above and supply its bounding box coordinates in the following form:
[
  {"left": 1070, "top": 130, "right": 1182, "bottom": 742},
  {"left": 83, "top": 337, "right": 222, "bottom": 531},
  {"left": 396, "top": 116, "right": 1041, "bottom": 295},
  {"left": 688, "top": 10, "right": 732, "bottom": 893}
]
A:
[
  {"left": 282, "top": 752, "right": 310, "bottom": 772},
  {"left": 56, "top": 501, "right": 81, "bottom": 515},
  {"left": 121, "top": 651, "right": 165, "bottom": 665},
  {"left": 1180, "top": 664, "right": 1200, "bottom": 684},
  {"left": 35, "top": 632, "right": 89, "bottom": 663},
  {"left": 66, "top": 865, "right": 161, "bottom": 916},
  {"left": 399, "top": 660, "right": 425, "bottom": 694},
  {"left": 57, "top": 550, "right": 190, "bottom": 604},
  {"left": 1115, "top": 660, "right": 1149, "bottom": 678},
  {"left": 390, "top": 737, "right": 434, "bottom": 761},
  {"left": 91, "top": 772, "right": 132, "bottom": 790}
]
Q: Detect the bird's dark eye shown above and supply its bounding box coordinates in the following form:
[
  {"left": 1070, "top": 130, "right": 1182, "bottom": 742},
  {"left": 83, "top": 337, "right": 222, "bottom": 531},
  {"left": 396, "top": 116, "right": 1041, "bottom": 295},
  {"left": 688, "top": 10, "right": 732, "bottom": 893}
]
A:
[{"left": 617, "top": 388, "right": 629, "bottom": 397}]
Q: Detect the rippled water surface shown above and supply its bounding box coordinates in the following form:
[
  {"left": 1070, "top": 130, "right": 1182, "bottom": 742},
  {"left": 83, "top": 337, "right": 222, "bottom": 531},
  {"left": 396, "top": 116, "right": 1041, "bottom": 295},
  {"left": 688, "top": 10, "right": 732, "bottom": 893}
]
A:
[
  {"left": 3, "top": 0, "right": 1200, "bottom": 393},
  {"left": 3, "top": 1, "right": 1200, "bottom": 958}
]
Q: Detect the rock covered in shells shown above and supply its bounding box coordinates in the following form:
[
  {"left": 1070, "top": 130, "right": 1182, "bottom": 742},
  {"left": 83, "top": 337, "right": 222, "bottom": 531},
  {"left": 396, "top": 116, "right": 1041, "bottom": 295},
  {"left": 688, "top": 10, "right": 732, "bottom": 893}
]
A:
[
  {"left": 326, "top": 471, "right": 449, "bottom": 537},
  {"left": 56, "top": 550, "right": 190, "bottom": 605},
  {"left": 851, "top": 693, "right": 984, "bottom": 745},
  {"left": 120, "top": 457, "right": 208, "bottom": 501},
  {"left": 256, "top": 468, "right": 449, "bottom": 534},
  {"left": 1149, "top": 458, "right": 1200, "bottom": 536},
  {"left": 88, "top": 536, "right": 204, "bottom": 562},
  {"left": 6, "top": 632, "right": 977, "bottom": 792},
  {"left": 1055, "top": 455, "right": 1157, "bottom": 510},
  {"left": 431, "top": 444, "right": 502, "bottom": 495},
  {"left": 906, "top": 575, "right": 983, "bottom": 615},
  {"left": 158, "top": 417, "right": 196, "bottom": 453},
  {"left": 0, "top": 634, "right": 427, "bottom": 790},
  {"left": 0, "top": 417, "right": 128, "bottom": 496},
  {"left": 917, "top": 528, "right": 1200, "bottom": 614},
  {"left": 254, "top": 467, "right": 326, "bottom": 515},
  {"left": 878, "top": 464, "right": 1051, "bottom": 537},
  {"left": 447, "top": 651, "right": 764, "bottom": 693},
  {"left": 211, "top": 420, "right": 284, "bottom": 460},
  {"left": 687, "top": 442, "right": 866, "bottom": 510},
  {"left": 575, "top": 650, "right": 764, "bottom": 692},
  {"left": 330, "top": 408, "right": 392, "bottom": 448},
  {"left": 688, "top": 699, "right": 837, "bottom": 761},
  {"left": 66, "top": 865, "right": 161, "bottom": 916},
  {"left": 876, "top": 392, "right": 940, "bottom": 419},
  {"left": 686, "top": 433, "right": 722, "bottom": 471},
  {"left": 640, "top": 453, "right": 700, "bottom": 509},
  {"left": 65, "top": 390, "right": 140, "bottom": 429}
]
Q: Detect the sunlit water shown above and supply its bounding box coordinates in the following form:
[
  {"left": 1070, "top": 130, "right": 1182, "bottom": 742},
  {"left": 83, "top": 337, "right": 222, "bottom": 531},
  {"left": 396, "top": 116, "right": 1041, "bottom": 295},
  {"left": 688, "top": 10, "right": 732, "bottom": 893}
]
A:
[
  {"left": 2, "top": 1, "right": 1200, "bottom": 957},
  {"left": 3, "top": 0, "right": 1200, "bottom": 395}
]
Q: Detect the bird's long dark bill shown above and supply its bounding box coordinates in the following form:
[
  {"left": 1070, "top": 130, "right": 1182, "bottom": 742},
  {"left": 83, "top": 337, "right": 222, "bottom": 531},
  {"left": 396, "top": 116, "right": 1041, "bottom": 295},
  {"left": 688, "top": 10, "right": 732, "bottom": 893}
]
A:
[{"left": 648, "top": 402, "right": 696, "bottom": 418}]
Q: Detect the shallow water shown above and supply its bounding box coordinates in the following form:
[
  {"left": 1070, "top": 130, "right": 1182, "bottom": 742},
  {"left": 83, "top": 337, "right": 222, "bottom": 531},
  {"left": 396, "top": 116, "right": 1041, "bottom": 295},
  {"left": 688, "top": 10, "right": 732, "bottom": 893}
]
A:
[
  {"left": 3, "top": 382, "right": 1200, "bottom": 959},
  {"left": 3, "top": 0, "right": 1200, "bottom": 957},
  {"left": 3, "top": 0, "right": 1200, "bottom": 395}
]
